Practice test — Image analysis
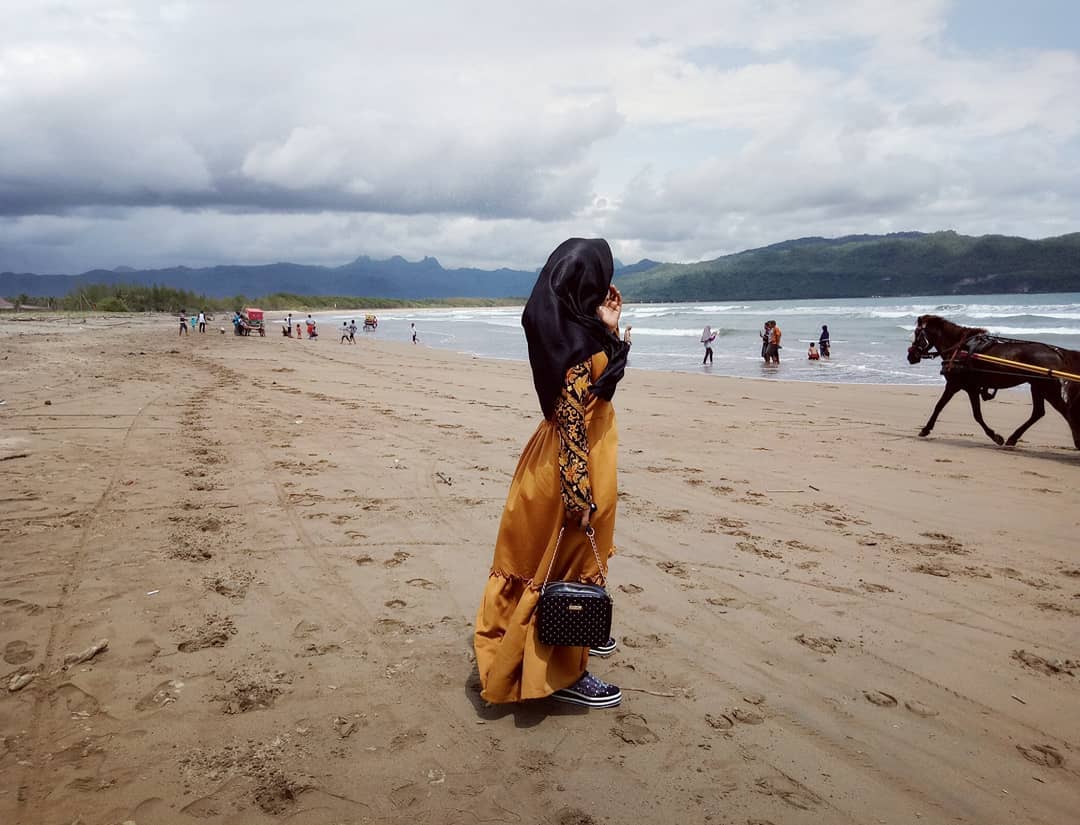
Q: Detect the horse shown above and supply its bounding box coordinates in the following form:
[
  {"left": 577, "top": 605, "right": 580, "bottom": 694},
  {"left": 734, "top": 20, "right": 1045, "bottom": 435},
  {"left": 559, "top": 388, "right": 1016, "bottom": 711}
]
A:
[{"left": 907, "top": 314, "right": 1080, "bottom": 449}]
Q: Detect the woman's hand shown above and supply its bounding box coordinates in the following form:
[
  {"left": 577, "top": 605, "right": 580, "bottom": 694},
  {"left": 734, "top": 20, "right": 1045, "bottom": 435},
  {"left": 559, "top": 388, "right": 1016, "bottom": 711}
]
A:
[
  {"left": 596, "top": 284, "right": 622, "bottom": 334},
  {"left": 567, "top": 508, "right": 592, "bottom": 530}
]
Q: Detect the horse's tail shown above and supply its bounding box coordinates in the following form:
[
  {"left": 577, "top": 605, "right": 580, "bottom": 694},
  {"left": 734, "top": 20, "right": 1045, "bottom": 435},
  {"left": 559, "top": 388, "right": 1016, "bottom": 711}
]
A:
[{"left": 1059, "top": 347, "right": 1080, "bottom": 449}]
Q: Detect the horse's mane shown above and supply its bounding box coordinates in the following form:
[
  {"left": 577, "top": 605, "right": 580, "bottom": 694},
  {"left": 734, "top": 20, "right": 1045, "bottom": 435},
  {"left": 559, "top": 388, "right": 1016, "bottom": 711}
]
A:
[{"left": 919, "top": 314, "right": 987, "bottom": 344}]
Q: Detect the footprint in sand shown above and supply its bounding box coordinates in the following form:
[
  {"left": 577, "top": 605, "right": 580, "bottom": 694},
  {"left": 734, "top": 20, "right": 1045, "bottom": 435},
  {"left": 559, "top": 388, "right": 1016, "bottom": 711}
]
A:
[
  {"left": 904, "top": 700, "right": 939, "bottom": 718},
  {"left": 863, "top": 690, "right": 898, "bottom": 707},
  {"left": 556, "top": 809, "right": 601, "bottom": 825},
  {"left": 707, "top": 596, "right": 739, "bottom": 609},
  {"left": 859, "top": 582, "right": 894, "bottom": 593},
  {"left": 385, "top": 599, "right": 407, "bottom": 609},
  {"left": 132, "top": 637, "right": 160, "bottom": 663},
  {"left": 355, "top": 555, "right": 374, "bottom": 565},
  {"left": 384, "top": 551, "right": 411, "bottom": 568},
  {"left": 705, "top": 713, "right": 734, "bottom": 730},
  {"left": 731, "top": 707, "right": 765, "bottom": 725},
  {"left": 407, "top": 578, "right": 439, "bottom": 590},
  {"left": 656, "top": 560, "right": 688, "bottom": 578},
  {"left": 913, "top": 563, "right": 951, "bottom": 578},
  {"left": 920, "top": 531, "right": 954, "bottom": 542},
  {"left": 3, "top": 640, "right": 35, "bottom": 665},
  {"left": 0, "top": 598, "right": 43, "bottom": 616},
  {"left": 618, "top": 583, "right": 644, "bottom": 594},
  {"left": 135, "top": 679, "right": 184, "bottom": 711},
  {"left": 376, "top": 618, "right": 407, "bottom": 634},
  {"left": 795, "top": 634, "right": 839, "bottom": 654},
  {"left": 390, "top": 728, "right": 428, "bottom": 750},
  {"left": 1016, "top": 744, "right": 1064, "bottom": 768},
  {"left": 1011, "top": 649, "right": 1078, "bottom": 677},
  {"left": 737, "top": 540, "right": 783, "bottom": 560},
  {"left": 754, "top": 776, "right": 820, "bottom": 810},
  {"left": 177, "top": 615, "right": 237, "bottom": 652},
  {"left": 292, "top": 619, "right": 320, "bottom": 639},
  {"left": 55, "top": 683, "right": 101, "bottom": 716},
  {"left": 611, "top": 712, "right": 659, "bottom": 745},
  {"left": 622, "top": 634, "right": 665, "bottom": 649}
]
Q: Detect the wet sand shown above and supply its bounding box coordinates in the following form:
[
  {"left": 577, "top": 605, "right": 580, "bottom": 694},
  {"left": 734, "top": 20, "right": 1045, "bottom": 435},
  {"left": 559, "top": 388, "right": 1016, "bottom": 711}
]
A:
[{"left": 1, "top": 314, "right": 1078, "bottom": 825}]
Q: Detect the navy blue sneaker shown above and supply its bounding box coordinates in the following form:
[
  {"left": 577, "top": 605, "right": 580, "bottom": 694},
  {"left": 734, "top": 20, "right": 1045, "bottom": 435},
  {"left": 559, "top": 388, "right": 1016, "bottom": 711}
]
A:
[
  {"left": 589, "top": 637, "right": 618, "bottom": 658},
  {"left": 551, "top": 672, "right": 622, "bottom": 708}
]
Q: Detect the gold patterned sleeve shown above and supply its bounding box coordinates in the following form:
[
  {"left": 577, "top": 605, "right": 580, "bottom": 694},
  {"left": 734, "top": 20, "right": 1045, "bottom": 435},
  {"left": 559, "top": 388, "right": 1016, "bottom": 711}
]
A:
[{"left": 554, "top": 359, "right": 596, "bottom": 513}]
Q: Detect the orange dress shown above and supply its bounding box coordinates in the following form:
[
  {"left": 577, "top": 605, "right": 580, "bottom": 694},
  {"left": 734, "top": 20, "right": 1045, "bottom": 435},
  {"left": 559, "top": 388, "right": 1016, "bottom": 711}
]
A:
[{"left": 474, "top": 351, "right": 618, "bottom": 703}]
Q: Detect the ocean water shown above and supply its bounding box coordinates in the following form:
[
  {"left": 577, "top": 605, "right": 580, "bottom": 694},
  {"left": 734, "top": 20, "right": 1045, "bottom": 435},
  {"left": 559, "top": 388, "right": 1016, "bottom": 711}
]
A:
[{"left": 311, "top": 292, "right": 1080, "bottom": 386}]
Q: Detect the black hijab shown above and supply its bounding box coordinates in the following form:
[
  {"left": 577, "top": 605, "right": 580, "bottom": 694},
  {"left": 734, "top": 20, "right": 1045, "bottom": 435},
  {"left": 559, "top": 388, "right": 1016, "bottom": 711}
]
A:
[{"left": 522, "top": 238, "right": 629, "bottom": 420}]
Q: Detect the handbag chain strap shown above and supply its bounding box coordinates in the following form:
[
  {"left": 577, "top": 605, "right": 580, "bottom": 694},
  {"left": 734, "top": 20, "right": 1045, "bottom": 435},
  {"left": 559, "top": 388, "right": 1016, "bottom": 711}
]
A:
[{"left": 541, "top": 524, "right": 607, "bottom": 592}]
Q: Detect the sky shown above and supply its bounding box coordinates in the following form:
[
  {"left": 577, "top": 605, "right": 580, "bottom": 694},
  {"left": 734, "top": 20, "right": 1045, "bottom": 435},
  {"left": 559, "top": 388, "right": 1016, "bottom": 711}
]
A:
[{"left": 1, "top": 0, "right": 1078, "bottom": 274}]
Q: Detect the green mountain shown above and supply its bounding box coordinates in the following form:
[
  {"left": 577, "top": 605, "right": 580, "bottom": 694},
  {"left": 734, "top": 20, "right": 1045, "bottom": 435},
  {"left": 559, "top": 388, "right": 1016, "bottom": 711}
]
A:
[{"left": 616, "top": 231, "right": 1080, "bottom": 301}]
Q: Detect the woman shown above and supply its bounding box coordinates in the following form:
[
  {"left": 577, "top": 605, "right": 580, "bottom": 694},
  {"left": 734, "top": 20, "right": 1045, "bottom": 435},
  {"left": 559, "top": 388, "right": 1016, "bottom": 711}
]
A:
[
  {"left": 819, "top": 324, "right": 831, "bottom": 358},
  {"left": 474, "top": 238, "right": 629, "bottom": 709},
  {"left": 701, "top": 325, "right": 716, "bottom": 365}
]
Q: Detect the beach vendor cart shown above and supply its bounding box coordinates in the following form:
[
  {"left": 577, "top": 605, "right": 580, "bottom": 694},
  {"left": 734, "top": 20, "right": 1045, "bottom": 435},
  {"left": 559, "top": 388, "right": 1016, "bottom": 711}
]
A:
[
  {"left": 241, "top": 307, "right": 266, "bottom": 337},
  {"left": 363, "top": 314, "right": 378, "bottom": 331}
]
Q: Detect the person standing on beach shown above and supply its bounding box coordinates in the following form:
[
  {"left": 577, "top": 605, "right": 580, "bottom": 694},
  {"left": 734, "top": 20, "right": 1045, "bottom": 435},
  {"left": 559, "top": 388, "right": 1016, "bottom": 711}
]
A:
[
  {"left": 348, "top": 319, "right": 357, "bottom": 343},
  {"left": 340, "top": 321, "right": 350, "bottom": 343},
  {"left": 411, "top": 322, "right": 418, "bottom": 344},
  {"left": 701, "top": 325, "right": 716, "bottom": 365},
  {"left": 197, "top": 311, "right": 206, "bottom": 333},
  {"left": 474, "top": 237, "right": 629, "bottom": 709},
  {"left": 179, "top": 312, "right": 188, "bottom": 336},
  {"left": 819, "top": 324, "right": 831, "bottom": 358},
  {"left": 623, "top": 326, "right": 632, "bottom": 345}
]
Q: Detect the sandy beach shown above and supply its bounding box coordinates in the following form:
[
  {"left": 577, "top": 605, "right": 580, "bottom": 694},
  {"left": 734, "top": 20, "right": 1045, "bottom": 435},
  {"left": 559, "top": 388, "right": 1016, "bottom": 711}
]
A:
[{"left": 1, "top": 314, "right": 1077, "bottom": 825}]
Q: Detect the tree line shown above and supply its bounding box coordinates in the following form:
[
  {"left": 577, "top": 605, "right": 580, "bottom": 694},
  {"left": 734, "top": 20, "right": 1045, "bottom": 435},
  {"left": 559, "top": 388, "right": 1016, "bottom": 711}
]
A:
[{"left": 3, "top": 284, "right": 524, "bottom": 312}]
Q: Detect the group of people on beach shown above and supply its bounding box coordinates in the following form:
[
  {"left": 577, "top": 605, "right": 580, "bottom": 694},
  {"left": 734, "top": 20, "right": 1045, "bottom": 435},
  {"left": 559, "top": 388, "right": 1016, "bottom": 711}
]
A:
[
  {"left": 700, "top": 320, "right": 832, "bottom": 366},
  {"left": 759, "top": 320, "right": 783, "bottom": 363},
  {"left": 278, "top": 314, "right": 321, "bottom": 339},
  {"left": 340, "top": 319, "right": 358, "bottom": 343},
  {"left": 756, "top": 321, "right": 832, "bottom": 364},
  {"left": 178, "top": 311, "right": 207, "bottom": 335}
]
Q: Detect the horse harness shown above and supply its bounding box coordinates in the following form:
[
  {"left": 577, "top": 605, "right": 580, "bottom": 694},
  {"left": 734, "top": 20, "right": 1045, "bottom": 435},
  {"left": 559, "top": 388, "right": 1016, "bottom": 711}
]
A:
[{"left": 912, "top": 326, "right": 1080, "bottom": 395}]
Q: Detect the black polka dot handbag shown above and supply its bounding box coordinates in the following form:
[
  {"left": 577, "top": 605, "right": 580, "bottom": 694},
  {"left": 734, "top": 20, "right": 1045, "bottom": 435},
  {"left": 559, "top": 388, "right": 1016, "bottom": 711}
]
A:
[{"left": 536, "top": 525, "right": 612, "bottom": 648}]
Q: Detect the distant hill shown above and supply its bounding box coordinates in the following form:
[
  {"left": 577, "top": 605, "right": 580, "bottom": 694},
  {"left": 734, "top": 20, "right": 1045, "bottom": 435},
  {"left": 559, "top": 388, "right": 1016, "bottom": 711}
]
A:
[
  {"left": 616, "top": 231, "right": 1080, "bottom": 301},
  {"left": 5, "top": 231, "right": 1078, "bottom": 302},
  {"left": 0, "top": 256, "right": 664, "bottom": 301}
]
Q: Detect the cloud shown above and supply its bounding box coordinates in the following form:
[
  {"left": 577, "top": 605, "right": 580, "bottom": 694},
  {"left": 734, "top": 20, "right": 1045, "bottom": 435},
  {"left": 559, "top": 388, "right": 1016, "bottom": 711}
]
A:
[{"left": 0, "top": 0, "right": 1077, "bottom": 273}]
